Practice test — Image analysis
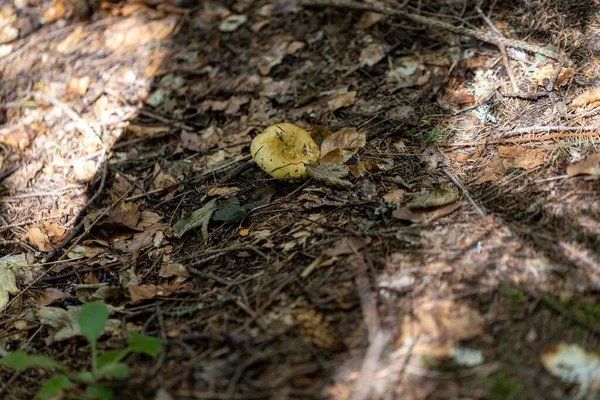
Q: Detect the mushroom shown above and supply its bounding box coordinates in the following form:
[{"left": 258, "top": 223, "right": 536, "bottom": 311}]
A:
[{"left": 251, "top": 123, "right": 320, "bottom": 181}]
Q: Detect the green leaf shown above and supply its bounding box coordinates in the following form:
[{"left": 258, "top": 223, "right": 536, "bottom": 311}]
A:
[
  {"left": 129, "top": 333, "right": 162, "bottom": 357},
  {"left": 97, "top": 349, "right": 129, "bottom": 368},
  {"left": 76, "top": 370, "right": 95, "bottom": 383},
  {"left": 85, "top": 385, "right": 114, "bottom": 400},
  {"left": 97, "top": 362, "right": 129, "bottom": 379},
  {"left": 78, "top": 301, "right": 108, "bottom": 344},
  {"left": 35, "top": 374, "right": 74, "bottom": 399},
  {"left": 0, "top": 351, "right": 61, "bottom": 372}
]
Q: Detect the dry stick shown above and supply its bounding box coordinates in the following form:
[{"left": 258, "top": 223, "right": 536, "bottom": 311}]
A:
[
  {"left": 443, "top": 169, "right": 486, "bottom": 219},
  {"left": 348, "top": 239, "right": 380, "bottom": 343},
  {"left": 475, "top": 6, "right": 518, "bottom": 92},
  {"left": 301, "top": 0, "right": 568, "bottom": 62},
  {"left": 44, "top": 153, "right": 109, "bottom": 261},
  {"left": 350, "top": 331, "right": 391, "bottom": 400},
  {"left": 443, "top": 131, "right": 600, "bottom": 147}
]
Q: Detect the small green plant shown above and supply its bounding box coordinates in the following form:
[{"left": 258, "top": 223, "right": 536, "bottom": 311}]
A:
[
  {"left": 487, "top": 371, "right": 522, "bottom": 399},
  {"left": 499, "top": 283, "right": 525, "bottom": 313},
  {"left": 426, "top": 126, "right": 446, "bottom": 143},
  {"left": 0, "top": 301, "right": 162, "bottom": 400}
]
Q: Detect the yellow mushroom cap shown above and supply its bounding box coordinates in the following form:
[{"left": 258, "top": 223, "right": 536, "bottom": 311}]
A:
[{"left": 251, "top": 123, "right": 320, "bottom": 181}]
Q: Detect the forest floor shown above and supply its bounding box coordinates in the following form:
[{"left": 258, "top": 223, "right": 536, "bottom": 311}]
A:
[{"left": 1, "top": 0, "right": 600, "bottom": 399}]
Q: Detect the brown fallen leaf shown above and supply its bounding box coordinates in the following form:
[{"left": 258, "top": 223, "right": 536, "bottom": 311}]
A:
[
  {"left": 498, "top": 146, "right": 547, "bottom": 170},
  {"left": 392, "top": 202, "right": 465, "bottom": 224},
  {"left": 397, "top": 299, "right": 484, "bottom": 357},
  {"left": 567, "top": 153, "right": 600, "bottom": 177},
  {"left": 407, "top": 187, "right": 460, "bottom": 209},
  {"left": 383, "top": 188, "right": 406, "bottom": 204},
  {"left": 473, "top": 157, "right": 504, "bottom": 184},
  {"left": 0, "top": 125, "right": 30, "bottom": 149},
  {"left": 320, "top": 127, "right": 366, "bottom": 165},
  {"left": 360, "top": 43, "right": 385, "bottom": 67},
  {"left": 129, "top": 282, "right": 191, "bottom": 303},
  {"left": 571, "top": 87, "right": 600, "bottom": 108},
  {"left": 207, "top": 186, "right": 240, "bottom": 197},
  {"left": 293, "top": 308, "right": 346, "bottom": 352},
  {"left": 24, "top": 227, "right": 52, "bottom": 252},
  {"left": 327, "top": 91, "right": 357, "bottom": 112},
  {"left": 105, "top": 15, "right": 179, "bottom": 49},
  {"left": 94, "top": 201, "right": 141, "bottom": 230},
  {"left": 37, "top": 288, "right": 70, "bottom": 307},
  {"left": 113, "top": 223, "right": 168, "bottom": 253}
]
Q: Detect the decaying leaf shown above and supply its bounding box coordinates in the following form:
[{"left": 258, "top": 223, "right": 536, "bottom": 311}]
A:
[
  {"left": 571, "top": 87, "right": 600, "bottom": 108},
  {"left": 567, "top": 153, "right": 600, "bottom": 177},
  {"left": 129, "top": 282, "right": 191, "bottom": 303},
  {"left": 37, "top": 288, "right": 70, "bottom": 307},
  {"left": 473, "top": 157, "right": 505, "bottom": 184},
  {"left": 383, "top": 188, "right": 406, "bottom": 204},
  {"left": 113, "top": 222, "right": 168, "bottom": 253},
  {"left": 327, "top": 91, "right": 357, "bottom": 112},
  {"left": 541, "top": 343, "right": 600, "bottom": 383},
  {"left": 320, "top": 127, "right": 367, "bottom": 164},
  {"left": 406, "top": 187, "right": 460, "bottom": 209},
  {"left": 498, "top": 146, "right": 547, "bottom": 170},
  {"left": 392, "top": 201, "right": 465, "bottom": 224},
  {"left": 360, "top": 43, "right": 385, "bottom": 67},
  {"left": 219, "top": 14, "right": 247, "bottom": 32},
  {"left": 92, "top": 201, "right": 140, "bottom": 230},
  {"left": 173, "top": 199, "right": 218, "bottom": 238},
  {"left": 74, "top": 283, "right": 120, "bottom": 303},
  {"left": 397, "top": 300, "right": 484, "bottom": 357},
  {"left": 293, "top": 308, "right": 346, "bottom": 352},
  {"left": 24, "top": 226, "right": 52, "bottom": 252},
  {"left": 306, "top": 164, "right": 353, "bottom": 188},
  {"left": 38, "top": 305, "right": 121, "bottom": 343},
  {"left": 0, "top": 254, "right": 30, "bottom": 311}
]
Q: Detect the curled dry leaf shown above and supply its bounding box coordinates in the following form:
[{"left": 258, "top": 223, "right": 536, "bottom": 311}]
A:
[
  {"left": 39, "top": 306, "right": 121, "bottom": 343},
  {"left": 320, "top": 126, "right": 366, "bottom": 164},
  {"left": 327, "top": 91, "right": 357, "bottom": 112},
  {"left": 306, "top": 164, "right": 353, "bottom": 188},
  {"left": 567, "top": 153, "right": 600, "bottom": 177}
]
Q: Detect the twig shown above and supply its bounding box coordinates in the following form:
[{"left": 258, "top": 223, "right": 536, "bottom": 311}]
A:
[
  {"left": 348, "top": 238, "right": 380, "bottom": 343},
  {"left": 500, "top": 91, "right": 551, "bottom": 99},
  {"left": 442, "top": 130, "right": 600, "bottom": 147},
  {"left": 475, "top": 7, "right": 518, "bottom": 92},
  {"left": 350, "top": 331, "right": 390, "bottom": 400},
  {"left": 301, "top": 0, "right": 569, "bottom": 63},
  {"left": 0, "top": 160, "right": 24, "bottom": 182},
  {"left": 67, "top": 148, "right": 109, "bottom": 227},
  {"left": 443, "top": 169, "right": 486, "bottom": 219}
]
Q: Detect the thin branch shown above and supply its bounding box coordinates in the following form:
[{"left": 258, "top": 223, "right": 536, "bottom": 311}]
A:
[{"left": 301, "top": 0, "right": 569, "bottom": 63}]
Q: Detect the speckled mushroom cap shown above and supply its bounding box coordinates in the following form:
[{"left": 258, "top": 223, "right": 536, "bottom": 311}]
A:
[{"left": 250, "top": 123, "right": 320, "bottom": 181}]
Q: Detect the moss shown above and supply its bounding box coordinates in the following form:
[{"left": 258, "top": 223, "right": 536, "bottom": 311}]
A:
[
  {"left": 487, "top": 372, "right": 522, "bottom": 399},
  {"left": 499, "top": 283, "right": 525, "bottom": 313}
]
